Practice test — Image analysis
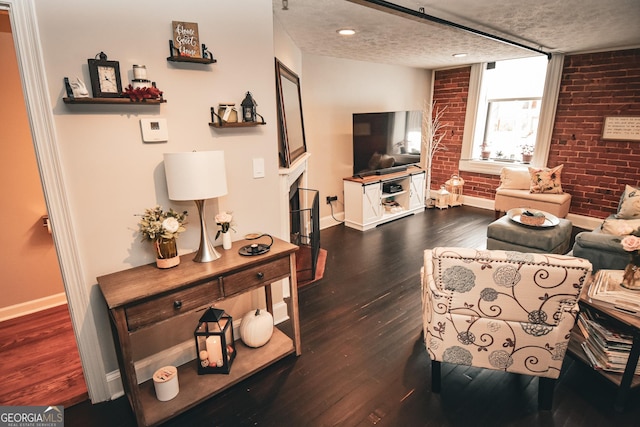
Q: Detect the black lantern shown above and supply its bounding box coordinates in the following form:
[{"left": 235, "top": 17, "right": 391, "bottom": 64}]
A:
[
  {"left": 194, "top": 307, "right": 236, "bottom": 374},
  {"left": 241, "top": 91, "right": 257, "bottom": 122}
]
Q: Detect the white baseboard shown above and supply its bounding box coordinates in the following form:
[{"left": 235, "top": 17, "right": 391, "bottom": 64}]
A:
[
  {"left": 272, "top": 300, "right": 290, "bottom": 325},
  {"left": 105, "top": 304, "right": 292, "bottom": 399},
  {"left": 105, "top": 370, "right": 125, "bottom": 400},
  {"left": 461, "top": 195, "right": 495, "bottom": 211},
  {"left": 323, "top": 195, "right": 601, "bottom": 232},
  {"left": 0, "top": 292, "right": 67, "bottom": 322},
  {"left": 320, "top": 212, "right": 344, "bottom": 230}
]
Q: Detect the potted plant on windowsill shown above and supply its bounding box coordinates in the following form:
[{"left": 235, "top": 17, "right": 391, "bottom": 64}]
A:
[
  {"left": 521, "top": 144, "right": 534, "bottom": 163},
  {"left": 480, "top": 141, "right": 491, "bottom": 160}
]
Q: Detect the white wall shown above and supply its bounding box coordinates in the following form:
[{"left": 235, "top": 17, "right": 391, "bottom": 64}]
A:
[
  {"left": 25, "top": 0, "right": 431, "bottom": 400},
  {"left": 33, "top": 0, "right": 279, "bottom": 381},
  {"left": 299, "top": 54, "right": 431, "bottom": 223}
]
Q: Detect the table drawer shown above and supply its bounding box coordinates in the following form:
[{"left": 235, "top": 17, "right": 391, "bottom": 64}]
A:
[
  {"left": 223, "top": 256, "right": 290, "bottom": 296},
  {"left": 125, "top": 279, "right": 222, "bottom": 331}
]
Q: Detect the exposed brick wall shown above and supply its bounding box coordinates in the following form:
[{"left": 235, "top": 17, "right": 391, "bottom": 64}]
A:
[
  {"left": 552, "top": 49, "right": 640, "bottom": 218},
  {"left": 431, "top": 48, "right": 640, "bottom": 219}
]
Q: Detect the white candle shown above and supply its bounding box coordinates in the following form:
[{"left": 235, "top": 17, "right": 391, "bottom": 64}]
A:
[
  {"left": 205, "top": 335, "right": 223, "bottom": 367},
  {"left": 152, "top": 366, "right": 179, "bottom": 401},
  {"left": 133, "top": 65, "right": 147, "bottom": 80}
]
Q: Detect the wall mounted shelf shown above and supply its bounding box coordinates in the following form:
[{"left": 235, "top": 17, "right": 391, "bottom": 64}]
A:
[
  {"left": 63, "top": 97, "right": 166, "bottom": 105},
  {"left": 210, "top": 107, "right": 265, "bottom": 128},
  {"left": 167, "top": 40, "right": 216, "bottom": 64},
  {"left": 167, "top": 55, "right": 216, "bottom": 64},
  {"left": 209, "top": 121, "right": 266, "bottom": 128}
]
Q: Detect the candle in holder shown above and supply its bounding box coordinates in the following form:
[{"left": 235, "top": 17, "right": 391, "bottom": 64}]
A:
[
  {"left": 133, "top": 64, "right": 147, "bottom": 80},
  {"left": 205, "top": 335, "right": 223, "bottom": 367}
]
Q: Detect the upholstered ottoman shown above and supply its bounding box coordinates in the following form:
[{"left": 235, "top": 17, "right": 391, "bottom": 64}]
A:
[{"left": 487, "top": 215, "right": 572, "bottom": 254}]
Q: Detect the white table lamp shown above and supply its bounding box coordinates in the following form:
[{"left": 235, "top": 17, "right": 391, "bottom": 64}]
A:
[{"left": 164, "top": 151, "right": 228, "bottom": 262}]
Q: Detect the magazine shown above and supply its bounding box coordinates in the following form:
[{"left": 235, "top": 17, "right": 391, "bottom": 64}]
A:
[
  {"left": 587, "top": 270, "right": 640, "bottom": 316},
  {"left": 576, "top": 311, "right": 640, "bottom": 375}
]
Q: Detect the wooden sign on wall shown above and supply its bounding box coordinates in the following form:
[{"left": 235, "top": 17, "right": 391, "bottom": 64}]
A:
[
  {"left": 172, "top": 21, "right": 201, "bottom": 58},
  {"left": 602, "top": 116, "right": 640, "bottom": 141}
]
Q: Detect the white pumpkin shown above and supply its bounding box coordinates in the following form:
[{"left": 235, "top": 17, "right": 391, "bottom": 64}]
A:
[{"left": 239, "top": 309, "right": 273, "bottom": 348}]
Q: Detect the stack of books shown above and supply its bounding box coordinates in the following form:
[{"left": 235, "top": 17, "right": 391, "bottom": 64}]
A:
[
  {"left": 577, "top": 308, "right": 640, "bottom": 374},
  {"left": 587, "top": 270, "right": 640, "bottom": 316}
]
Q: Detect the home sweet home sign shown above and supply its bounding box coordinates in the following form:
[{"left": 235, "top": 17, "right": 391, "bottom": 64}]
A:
[{"left": 172, "top": 21, "right": 202, "bottom": 58}]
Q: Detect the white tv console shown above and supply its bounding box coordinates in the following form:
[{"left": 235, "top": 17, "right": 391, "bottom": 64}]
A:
[{"left": 343, "top": 165, "right": 425, "bottom": 231}]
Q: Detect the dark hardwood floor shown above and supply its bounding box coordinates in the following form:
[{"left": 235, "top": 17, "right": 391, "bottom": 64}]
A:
[{"left": 66, "top": 207, "right": 639, "bottom": 426}]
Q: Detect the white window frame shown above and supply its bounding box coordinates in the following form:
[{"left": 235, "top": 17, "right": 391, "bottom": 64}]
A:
[{"left": 458, "top": 54, "right": 564, "bottom": 175}]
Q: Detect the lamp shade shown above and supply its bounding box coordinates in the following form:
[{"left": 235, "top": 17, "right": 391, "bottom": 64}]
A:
[{"left": 163, "top": 151, "right": 227, "bottom": 201}]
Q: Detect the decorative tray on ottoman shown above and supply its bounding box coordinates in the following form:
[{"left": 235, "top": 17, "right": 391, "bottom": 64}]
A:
[{"left": 507, "top": 208, "right": 559, "bottom": 228}]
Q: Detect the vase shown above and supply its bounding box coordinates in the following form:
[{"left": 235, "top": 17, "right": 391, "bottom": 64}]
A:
[
  {"left": 154, "top": 238, "right": 180, "bottom": 269},
  {"left": 222, "top": 231, "right": 232, "bottom": 250},
  {"left": 522, "top": 154, "right": 533, "bottom": 163},
  {"left": 621, "top": 261, "right": 640, "bottom": 290}
]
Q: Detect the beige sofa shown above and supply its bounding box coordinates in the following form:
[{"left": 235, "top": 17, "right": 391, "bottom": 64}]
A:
[{"left": 495, "top": 167, "right": 571, "bottom": 218}]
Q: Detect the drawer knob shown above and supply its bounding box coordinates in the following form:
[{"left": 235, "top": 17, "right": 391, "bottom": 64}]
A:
[
  {"left": 173, "top": 300, "right": 183, "bottom": 309},
  {"left": 256, "top": 272, "right": 264, "bottom": 279}
]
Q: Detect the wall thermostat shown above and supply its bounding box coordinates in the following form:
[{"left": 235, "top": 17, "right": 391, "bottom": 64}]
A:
[{"left": 140, "top": 118, "right": 169, "bottom": 142}]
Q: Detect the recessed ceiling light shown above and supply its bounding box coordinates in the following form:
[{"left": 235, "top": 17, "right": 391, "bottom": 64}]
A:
[
  {"left": 337, "top": 29, "right": 356, "bottom": 36},
  {"left": 452, "top": 53, "right": 468, "bottom": 58}
]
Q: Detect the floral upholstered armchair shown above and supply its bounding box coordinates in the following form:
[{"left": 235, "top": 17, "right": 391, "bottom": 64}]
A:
[{"left": 421, "top": 247, "right": 592, "bottom": 409}]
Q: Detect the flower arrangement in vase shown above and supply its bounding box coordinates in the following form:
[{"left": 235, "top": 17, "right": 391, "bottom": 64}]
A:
[
  {"left": 137, "top": 205, "right": 187, "bottom": 268},
  {"left": 520, "top": 143, "right": 534, "bottom": 163},
  {"left": 215, "top": 211, "right": 235, "bottom": 250},
  {"left": 620, "top": 231, "right": 640, "bottom": 290}
]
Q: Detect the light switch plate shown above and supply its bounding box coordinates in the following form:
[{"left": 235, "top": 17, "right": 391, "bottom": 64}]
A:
[
  {"left": 140, "top": 118, "right": 168, "bottom": 142},
  {"left": 253, "top": 158, "right": 265, "bottom": 178}
]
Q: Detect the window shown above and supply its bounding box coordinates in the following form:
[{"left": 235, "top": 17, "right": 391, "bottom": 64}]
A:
[
  {"left": 458, "top": 54, "right": 564, "bottom": 175},
  {"left": 472, "top": 56, "right": 547, "bottom": 161},
  {"left": 480, "top": 98, "right": 540, "bottom": 159}
]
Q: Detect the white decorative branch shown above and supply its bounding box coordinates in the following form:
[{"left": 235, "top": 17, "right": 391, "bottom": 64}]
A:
[{"left": 422, "top": 101, "right": 448, "bottom": 205}]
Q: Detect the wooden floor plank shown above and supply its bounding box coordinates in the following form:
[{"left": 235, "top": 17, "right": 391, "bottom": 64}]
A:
[
  {"left": 65, "top": 207, "right": 640, "bottom": 426},
  {"left": 0, "top": 304, "right": 88, "bottom": 408}
]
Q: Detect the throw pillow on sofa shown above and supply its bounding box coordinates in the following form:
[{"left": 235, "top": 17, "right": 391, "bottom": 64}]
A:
[
  {"left": 602, "top": 217, "right": 640, "bottom": 236},
  {"left": 616, "top": 185, "right": 640, "bottom": 219},
  {"left": 498, "top": 167, "right": 531, "bottom": 190},
  {"left": 529, "top": 165, "right": 564, "bottom": 194}
]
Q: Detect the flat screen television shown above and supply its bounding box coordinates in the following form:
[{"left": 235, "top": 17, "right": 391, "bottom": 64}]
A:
[{"left": 352, "top": 110, "right": 422, "bottom": 176}]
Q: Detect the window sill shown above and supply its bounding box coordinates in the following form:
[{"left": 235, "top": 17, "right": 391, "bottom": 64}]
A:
[{"left": 459, "top": 159, "right": 532, "bottom": 175}]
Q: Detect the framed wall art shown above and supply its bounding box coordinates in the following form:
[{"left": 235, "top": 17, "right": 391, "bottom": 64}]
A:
[
  {"left": 171, "top": 21, "right": 201, "bottom": 58},
  {"left": 602, "top": 116, "right": 640, "bottom": 141},
  {"left": 275, "top": 59, "right": 307, "bottom": 168}
]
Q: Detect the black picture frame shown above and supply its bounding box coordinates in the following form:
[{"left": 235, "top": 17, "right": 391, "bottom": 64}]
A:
[
  {"left": 275, "top": 59, "right": 307, "bottom": 167},
  {"left": 87, "top": 55, "right": 123, "bottom": 98}
]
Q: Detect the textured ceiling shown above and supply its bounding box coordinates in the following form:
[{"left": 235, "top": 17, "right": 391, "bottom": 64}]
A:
[{"left": 273, "top": 0, "right": 640, "bottom": 68}]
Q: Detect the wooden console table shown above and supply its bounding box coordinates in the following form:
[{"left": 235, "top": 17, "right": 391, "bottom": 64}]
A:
[
  {"left": 97, "top": 237, "right": 300, "bottom": 427},
  {"left": 568, "top": 275, "right": 640, "bottom": 411}
]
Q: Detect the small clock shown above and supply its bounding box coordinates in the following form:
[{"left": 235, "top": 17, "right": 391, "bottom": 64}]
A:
[{"left": 87, "top": 52, "right": 123, "bottom": 98}]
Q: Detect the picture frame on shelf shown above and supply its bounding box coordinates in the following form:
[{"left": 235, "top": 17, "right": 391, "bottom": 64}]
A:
[
  {"left": 171, "top": 21, "right": 201, "bottom": 58},
  {"left": 275, "top": 59, "right": 307, "bottom": 168},
  {"left": 87, "top": 52, "right": 123, "bottom": 98}
]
